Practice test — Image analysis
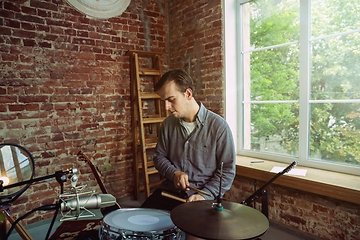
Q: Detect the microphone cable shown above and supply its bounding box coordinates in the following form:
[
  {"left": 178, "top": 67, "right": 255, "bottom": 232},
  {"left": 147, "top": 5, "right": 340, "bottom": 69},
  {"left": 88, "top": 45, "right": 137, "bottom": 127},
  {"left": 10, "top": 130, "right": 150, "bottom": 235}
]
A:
[{"left": 5, "top": 203, "right": 58, "bottom": 240}]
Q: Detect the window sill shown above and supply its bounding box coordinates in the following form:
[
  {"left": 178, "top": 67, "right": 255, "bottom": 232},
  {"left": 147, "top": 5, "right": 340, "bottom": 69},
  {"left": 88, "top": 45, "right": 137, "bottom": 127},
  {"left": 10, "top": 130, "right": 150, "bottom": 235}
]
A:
[{"left": 235, "top": 155, "right": 360, "bottom": 205}]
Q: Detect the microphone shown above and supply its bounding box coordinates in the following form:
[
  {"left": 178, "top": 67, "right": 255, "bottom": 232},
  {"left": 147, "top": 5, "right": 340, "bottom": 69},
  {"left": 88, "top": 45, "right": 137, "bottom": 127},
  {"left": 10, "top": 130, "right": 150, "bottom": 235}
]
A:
[
  {"left": 60, "top": 194, "right": 116, "bottom": 212},
  {"left": 59, "top": 193, "right": 116, "bottom": 221}
]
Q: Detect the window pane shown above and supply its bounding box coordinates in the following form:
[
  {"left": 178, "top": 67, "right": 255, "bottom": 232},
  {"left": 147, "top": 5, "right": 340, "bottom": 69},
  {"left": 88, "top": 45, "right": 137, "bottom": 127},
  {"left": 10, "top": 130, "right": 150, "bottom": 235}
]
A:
[
  {"left": 309, "top": 103, "right": 360, "bottom": 166},
  {"left": 248, "top": 0, "right": 300, "bottom": 48},
  {"left": 245, "top": 45, "right": 300, "bottom": 101},
  {"left": 243, "top": 103, "right": 299, "bottom": 157},
  {"left": 311, "top": 33, "right": 360, "bottom": 100},
  {"left": 311, "top": 0, "right": 360, "bottom": 38}
]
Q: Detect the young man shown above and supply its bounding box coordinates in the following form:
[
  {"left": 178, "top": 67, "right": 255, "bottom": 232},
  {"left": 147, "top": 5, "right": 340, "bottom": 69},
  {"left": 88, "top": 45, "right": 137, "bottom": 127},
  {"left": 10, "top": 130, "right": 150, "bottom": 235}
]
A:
[{"left": 141, "top": 69, "right": 236, "bottom": 238}]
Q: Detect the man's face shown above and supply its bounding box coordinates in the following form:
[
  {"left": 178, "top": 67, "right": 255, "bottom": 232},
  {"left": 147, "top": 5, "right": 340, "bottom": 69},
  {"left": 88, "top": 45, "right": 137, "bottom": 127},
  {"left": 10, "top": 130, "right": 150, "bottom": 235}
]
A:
[{"left": 157, "top": 81, "right": 191, "bottom": 119}]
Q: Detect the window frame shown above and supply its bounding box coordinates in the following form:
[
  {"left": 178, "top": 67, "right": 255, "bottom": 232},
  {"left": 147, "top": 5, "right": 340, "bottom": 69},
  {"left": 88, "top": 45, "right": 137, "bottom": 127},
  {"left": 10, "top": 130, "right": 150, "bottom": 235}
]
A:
[{"left": 224, "top": 0, "right": 360, "bottom": 176}]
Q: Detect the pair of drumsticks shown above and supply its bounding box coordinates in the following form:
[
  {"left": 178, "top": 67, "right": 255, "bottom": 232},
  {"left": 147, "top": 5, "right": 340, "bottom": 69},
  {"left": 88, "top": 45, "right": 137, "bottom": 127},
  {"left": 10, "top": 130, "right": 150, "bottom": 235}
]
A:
[{"left": 161, "top": 186, "right": 212, "bottom": 203}]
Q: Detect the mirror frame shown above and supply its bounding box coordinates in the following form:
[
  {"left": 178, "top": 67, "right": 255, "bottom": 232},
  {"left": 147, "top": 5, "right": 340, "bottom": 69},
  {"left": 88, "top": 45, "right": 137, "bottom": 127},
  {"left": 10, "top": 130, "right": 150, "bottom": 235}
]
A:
[{"left": 0, "top": 143, "right": 35, "bottom": 203}]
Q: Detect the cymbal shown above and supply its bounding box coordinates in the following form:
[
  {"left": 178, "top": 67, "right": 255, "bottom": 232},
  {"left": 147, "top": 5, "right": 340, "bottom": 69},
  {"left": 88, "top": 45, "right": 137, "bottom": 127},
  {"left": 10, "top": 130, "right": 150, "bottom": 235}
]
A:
[{"left": 171, "top": 200, "right": 269, "bottom": 240}]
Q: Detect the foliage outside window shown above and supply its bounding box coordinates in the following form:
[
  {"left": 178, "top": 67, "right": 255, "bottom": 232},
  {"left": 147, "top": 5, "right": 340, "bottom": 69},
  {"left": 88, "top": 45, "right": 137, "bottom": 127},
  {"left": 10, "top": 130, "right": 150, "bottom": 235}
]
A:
[{"left": 238, "top": 0, "right": 360, "bottom": 174}]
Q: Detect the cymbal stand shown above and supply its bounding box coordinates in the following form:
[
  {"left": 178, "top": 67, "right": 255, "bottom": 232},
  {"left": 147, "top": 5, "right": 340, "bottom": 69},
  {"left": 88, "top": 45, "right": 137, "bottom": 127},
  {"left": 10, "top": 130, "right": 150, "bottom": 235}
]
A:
[
  {"left": 241, "top": 161, "right": 297, "bottom": 218},
  {"left": 214, "top": 162, "right": 224, "bottom": 211}
]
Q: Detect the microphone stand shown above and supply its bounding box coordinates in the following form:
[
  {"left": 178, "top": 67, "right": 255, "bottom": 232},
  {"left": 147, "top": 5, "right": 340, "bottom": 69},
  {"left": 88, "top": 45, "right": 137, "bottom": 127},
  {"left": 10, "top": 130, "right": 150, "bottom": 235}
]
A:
[
  {"left": 2, "top": 170, "right": 71, "bottom": 192},
  {"left": 1, "top": 169, "right": 75, "bottom": 240},
  {"left": 44, "top": 171, "right": 68, "bottom": 240},
  {"left": 241, "top": 161, "right": 297, "bottom": 218}
]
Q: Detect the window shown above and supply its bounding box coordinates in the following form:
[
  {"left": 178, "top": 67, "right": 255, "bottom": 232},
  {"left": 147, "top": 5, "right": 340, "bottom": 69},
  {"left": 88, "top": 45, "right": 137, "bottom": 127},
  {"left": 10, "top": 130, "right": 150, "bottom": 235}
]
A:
[{"left": 225, "top": 0, "right": 360, "bottom": 175}]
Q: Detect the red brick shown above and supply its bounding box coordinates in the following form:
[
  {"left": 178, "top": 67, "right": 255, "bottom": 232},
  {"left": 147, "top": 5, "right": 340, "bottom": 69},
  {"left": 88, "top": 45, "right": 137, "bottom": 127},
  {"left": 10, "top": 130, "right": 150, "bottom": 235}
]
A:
[
  {"left": 37, "top": 24, "right": 50, "bottom": 32},
  {"left": 21, "top": 6, "right": 37, "bottom": 15},
  {"left": 37, "top": 9, "right": 50, "bottom": 18},
  {"left": 9, "top": 104, "right": 25, "bottom": 111},
  {"left": 25, "top": 104, "right": 39, "bottom": 111},
  {"left": 30, "top": 0, "right": 58, "bottom": 11},
  {"left": 23, "top": 38, "right": 37, "bottom": 46},
  {"left": 18, "top": 95, "right": 47, "bottom": 103},
  {"left": 0, "top": 95, "right": 17, "bottom": 103},
  {"left": 95, "top": 54, "right": 116, "bottom": 61},
  {"left": 6, "top": 121, "right": 22, "bottom": 129},
  {"left": 4, "top": 19, "right": 20, "bottom": 28},
  {"left": 13, "top": 29, "right": 36, "bottom": 38},
  {"left": 38, "top": 41, "right": 52, "bottom": 48},
  {"left": 6, "top": 37, "right": 22, "bottom": 45},
  {"left": 2, "top": 53, "right": 19, "bottom": 61},
  {"left": 37, "top": 135, "right": 51, "bottom": 143},
  {"left": 51, "top": 134, "right": 64, "bottom": 142},
  {"left": 15, "top": 13, "right": 45, "bottom": 24},
  {"left": 46, "top": 19, "right": 72, "bottom": 28},
  {"left": 72, "top": 37, "right": 95, "bottom": 46},
  {"left": 20, "top": 72, "right": 35, "bottom": 78},
  {"left": 40, "top": 103, "right": 53, "bottom": 111},
  {"left": 4, "top": 2, "right": 21, "bottom": 12},
  {"left": 50, "top": 72, "right": 64, "bottom": 79}
]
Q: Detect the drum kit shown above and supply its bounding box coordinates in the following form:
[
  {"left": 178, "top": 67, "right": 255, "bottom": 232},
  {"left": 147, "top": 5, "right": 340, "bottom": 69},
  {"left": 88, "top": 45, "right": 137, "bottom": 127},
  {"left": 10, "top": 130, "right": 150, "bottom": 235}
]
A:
[
  {"left": 99, "top": 200, "right": 269, "bottom": 240},
  {"left": 98, "top": 162, "right": 273, "bottom": 240},
  {"left": 98, "top": 161, "right": 298, "bottom": 239}
]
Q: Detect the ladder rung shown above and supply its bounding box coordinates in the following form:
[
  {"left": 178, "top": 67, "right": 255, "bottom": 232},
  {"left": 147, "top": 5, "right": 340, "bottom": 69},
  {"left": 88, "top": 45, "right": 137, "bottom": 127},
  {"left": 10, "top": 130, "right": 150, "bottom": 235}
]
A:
[
  {"left": 147, "top": 167, "right": 159, "bottom": 175},
  {"left": 139, "top": 68, "right": 161, "bottom": 76},
  {"left": 138, "top": 161, "right": 155, "bottom": 169},
  {"left": 139, "top": 180, "right": 164, "bottom": 191},
  {"left": 143, "top": 117, "right": 166, "bottom": 124},
  {"left": 141, "top": 92, "right": 161, "bottom": 99},
  {"left": 145, "top": 142, "right": 157, "bottom": 149},
  {"left": 136, "top": 138, "right": 157, "bottom": 149},
  {"left": 126, "top": 50, "right": 163, "bottom": 58}
]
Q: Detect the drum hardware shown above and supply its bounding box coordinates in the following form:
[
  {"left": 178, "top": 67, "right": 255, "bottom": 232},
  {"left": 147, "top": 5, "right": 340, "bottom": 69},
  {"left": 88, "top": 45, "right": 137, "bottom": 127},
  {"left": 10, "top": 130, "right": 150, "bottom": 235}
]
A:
[
  {"left": 241, "top": 161, "right": 297, "bottom": 218},
  {"left": 170, "top": 161, "right": 298, "bottom": 239}
]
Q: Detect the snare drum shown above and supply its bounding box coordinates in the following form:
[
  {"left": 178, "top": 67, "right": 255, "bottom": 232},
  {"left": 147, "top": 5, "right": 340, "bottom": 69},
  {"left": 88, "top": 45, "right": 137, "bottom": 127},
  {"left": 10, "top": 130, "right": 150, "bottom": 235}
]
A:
[{"left": 99, "top": 208, "right": 182, "bottom": 240}]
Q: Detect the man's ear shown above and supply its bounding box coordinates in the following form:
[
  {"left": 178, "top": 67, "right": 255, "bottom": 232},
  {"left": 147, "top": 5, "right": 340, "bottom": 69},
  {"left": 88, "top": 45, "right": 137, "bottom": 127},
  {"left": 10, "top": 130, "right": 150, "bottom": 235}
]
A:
[{"left": 185, "top": 88, "right": 193, "bottom": 100}]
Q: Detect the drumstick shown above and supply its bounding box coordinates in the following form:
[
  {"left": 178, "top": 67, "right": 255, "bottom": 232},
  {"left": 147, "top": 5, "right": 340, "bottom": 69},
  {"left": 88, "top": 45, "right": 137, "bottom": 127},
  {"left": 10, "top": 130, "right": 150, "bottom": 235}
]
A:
[
  {"left": 188, "top": 186, "right": 212, "bottom": 197},
  {"left": 161, "top": 192, "right": 187, "bottom": 203}
]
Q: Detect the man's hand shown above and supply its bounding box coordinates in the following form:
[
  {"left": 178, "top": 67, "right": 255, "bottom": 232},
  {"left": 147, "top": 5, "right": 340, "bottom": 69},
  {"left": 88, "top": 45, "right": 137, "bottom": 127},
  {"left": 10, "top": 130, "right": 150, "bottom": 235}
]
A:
[
  {"left": 187, "top": 194, "right": 205, "bottom": 202},
  {"left": 173, "top": 171, "right": 190, "bottom": 190}
]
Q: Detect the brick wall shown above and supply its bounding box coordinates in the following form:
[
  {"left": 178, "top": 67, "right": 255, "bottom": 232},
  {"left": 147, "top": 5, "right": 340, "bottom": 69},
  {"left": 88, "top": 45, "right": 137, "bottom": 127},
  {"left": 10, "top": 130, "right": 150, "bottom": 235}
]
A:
[
  {"left": 0, "top": 0, "right": 169, "bottom": 225},
  {"left": 168, "top": 0, "right": 225, "bottom": 116},
  {"left": 224, "top": 176, "right": 360, "bottom": 240}
]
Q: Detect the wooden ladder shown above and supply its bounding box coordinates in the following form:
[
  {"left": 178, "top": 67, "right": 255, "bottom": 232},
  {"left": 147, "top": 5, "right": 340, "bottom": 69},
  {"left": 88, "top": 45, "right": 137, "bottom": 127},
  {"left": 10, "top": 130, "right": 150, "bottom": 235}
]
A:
[{"left": 126, "top": 50, "right": 167, "bottom": 199}]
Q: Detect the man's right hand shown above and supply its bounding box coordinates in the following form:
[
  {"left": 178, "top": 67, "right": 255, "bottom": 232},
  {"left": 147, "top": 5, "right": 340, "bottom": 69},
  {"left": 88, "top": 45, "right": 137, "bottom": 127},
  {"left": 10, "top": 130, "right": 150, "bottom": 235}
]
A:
[{"left": 173, "top": 171, "right": 190, "bottom": 190}]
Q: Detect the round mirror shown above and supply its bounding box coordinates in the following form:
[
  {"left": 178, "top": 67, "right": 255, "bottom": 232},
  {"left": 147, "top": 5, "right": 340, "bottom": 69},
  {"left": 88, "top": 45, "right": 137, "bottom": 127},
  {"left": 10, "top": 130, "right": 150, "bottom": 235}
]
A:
[{"left": 0, "top": 143, "right": 35, "bottom": 203}]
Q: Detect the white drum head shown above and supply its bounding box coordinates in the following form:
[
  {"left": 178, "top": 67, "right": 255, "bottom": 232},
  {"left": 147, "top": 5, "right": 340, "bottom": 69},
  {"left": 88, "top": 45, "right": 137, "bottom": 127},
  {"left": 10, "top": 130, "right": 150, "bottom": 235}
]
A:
[{"left": 103, "top": 208, "right": 176, "bottom": 232}]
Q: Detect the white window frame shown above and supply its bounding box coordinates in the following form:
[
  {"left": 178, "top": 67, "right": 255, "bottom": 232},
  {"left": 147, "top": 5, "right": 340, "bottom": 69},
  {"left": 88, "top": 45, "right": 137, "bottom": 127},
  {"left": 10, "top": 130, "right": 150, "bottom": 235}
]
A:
[{"left": 224, "top": 0, "right": 360, "bottom": 175}]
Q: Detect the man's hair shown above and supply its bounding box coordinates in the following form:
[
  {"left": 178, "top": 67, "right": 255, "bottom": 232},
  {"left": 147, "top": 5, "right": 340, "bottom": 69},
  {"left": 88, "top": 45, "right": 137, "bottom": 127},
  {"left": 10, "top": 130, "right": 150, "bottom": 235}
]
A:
[{"left": 155, "top": 69, "right": 195, "bottom": 93}]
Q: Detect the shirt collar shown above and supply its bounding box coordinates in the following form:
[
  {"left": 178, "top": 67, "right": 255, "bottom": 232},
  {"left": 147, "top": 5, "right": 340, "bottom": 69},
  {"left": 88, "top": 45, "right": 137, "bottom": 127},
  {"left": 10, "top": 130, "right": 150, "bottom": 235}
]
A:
[{"left": 195, "top": 101, "right": 206, "bottom": 126}]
